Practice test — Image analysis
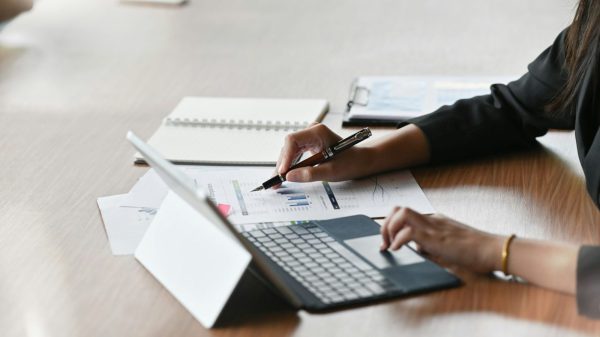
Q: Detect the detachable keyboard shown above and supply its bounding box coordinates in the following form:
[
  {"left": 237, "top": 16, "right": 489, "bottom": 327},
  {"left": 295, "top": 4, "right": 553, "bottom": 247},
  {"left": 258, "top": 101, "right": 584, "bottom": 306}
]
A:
[{"left": 242, "top": 222, "right": 398, "bottom": 304}]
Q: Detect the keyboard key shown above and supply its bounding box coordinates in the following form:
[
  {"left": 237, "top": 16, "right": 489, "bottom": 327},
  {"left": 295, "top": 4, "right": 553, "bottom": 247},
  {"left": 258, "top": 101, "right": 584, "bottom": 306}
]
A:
[
  {"left": 256, "top": 236, "right": 272, "bottom": 243},
  {"left": 322, "top": 262, "right": 335, "bottom": 269},
  {"left": 331, "top": 257, "right": 346, "bottom": 264},
  {"left": 329, "top": 295, "right": 345, "bottom": 303},
  {"left": 312, "top": 267, "right": 325, "bottom": 274},
  {"left": 346, "top": 267, "right": 360, "bottom": 274},
  {"left": 276, "top": 227, "right": 294, "bottom": 235},
  {"left": 305, "top": 274, "right": 320, "bottom": 282},
  {"left": 250, "top": 230, "right": 266, "bottom": 238},
  {"left": 320, "top": 248, "right": 334, "bottom": 254},
  {"left": 290, "top": 225, "right": 309, "bottom": 235},
  {"left": 328, "top": 281, "right": 345, "bottom": 288},
  {"left": 262, "top": 228, "right": 277, "bottom": 235},
  {"left": 337, "top": 286, "right": 352, "bottom": 294},
  {"left": 312, "top": 280, "right": 327, "bottom": 288},
  {"left": 305, "top": 262, "right": 318, "bottom": 268},
  {"left": 343, "top": 293, "right": 360, "bottom": 301},
  {"left": 286, "top": 260, "right": 301, "bottom": 267},
  {"left": 275, "top": 251, "right": 290, "bottom": 257},
  {"left": 308, "top": 227, "right": 323, "bottom": 233},
  {"left": 365, "top": 282, "right": 385, "bottom": 295},
  {"left": 314, "top": 257, "right": 328, "bottom": 264},
  {"left": 356, "top": 287, "right": 373, "bottom": 298},
  {"left": 345, "top": 280, "right": 361, "bottom": 288}
]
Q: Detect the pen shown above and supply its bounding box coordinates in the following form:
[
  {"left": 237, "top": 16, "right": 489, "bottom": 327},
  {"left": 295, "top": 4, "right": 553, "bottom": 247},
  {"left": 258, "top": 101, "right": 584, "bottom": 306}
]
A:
[{"left": 251, "top": 128, "right": 372, "bottom": 192}]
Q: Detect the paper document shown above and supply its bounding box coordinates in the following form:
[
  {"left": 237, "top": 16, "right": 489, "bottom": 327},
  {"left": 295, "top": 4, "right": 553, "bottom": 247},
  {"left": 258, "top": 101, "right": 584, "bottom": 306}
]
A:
[
  {"left": 97, "top": 166, "right": 237, "bottom": 255},
  {"left": 183, "top": 166, "right": 434, "bottom": 224},
  {"left": 97, "top": 194, "right": 157, "bottom": 255},
  {"left": 347, "top": 76, "right": 513, "bottom": 122},
  {"left": 98, "top": 165, "right": 434, "bottom": 254}
]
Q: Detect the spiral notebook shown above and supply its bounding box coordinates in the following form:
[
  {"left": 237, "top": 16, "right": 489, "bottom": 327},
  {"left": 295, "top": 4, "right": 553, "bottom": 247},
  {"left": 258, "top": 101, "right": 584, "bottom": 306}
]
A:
[{"left": 135, "top": 97, "right": 329, "bottom": 165}]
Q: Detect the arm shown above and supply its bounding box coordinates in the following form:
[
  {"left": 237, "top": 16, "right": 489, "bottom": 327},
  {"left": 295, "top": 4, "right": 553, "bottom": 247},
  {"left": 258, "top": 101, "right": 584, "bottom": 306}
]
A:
[
  {"left": 380, "top": 208, "right": 600, "bottom": 319},
  {"left": 280, "top": 30, "right": 574, "bottom": 182},
  {"left": 278, "top": 123, "right": 431, "bottom": 183},
  {"left": 406, "top": 29, "right": 573, "bottom": 165},
  {"left": 379, "top": 208, "right": 579, "bottom": 294}
]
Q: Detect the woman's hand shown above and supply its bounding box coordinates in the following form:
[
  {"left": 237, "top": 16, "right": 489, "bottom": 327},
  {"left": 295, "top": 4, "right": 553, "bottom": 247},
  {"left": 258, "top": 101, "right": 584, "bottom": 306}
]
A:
[
  {"left": 275, "top": 123, "right": 376, "bottom": 183},
  {"left": 380, "top": 207, "right": 504, "bottom": 273},
  {"left": 0, "top": 0, "right": 33, "bottom": 23},
  {"left": 274, "top": 122, "right": 431, "bottom": 186}
]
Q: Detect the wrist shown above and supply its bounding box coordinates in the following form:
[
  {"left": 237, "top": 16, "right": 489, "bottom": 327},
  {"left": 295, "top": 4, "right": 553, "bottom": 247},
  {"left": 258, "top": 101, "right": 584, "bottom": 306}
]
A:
[
  {"left": 484, "top": 234, "right": 505, "bottom": 272},
  {"left": 357, "top": 146, "right": 380, "bottom": 177},
  {"left": 364, "top": 124, "right": 431, "bottom": 174}
]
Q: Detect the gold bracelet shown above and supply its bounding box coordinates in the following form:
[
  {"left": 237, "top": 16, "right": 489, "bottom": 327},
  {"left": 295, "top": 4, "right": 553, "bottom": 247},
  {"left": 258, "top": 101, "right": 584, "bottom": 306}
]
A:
[{"left": 501, "top": 234, "right": 517, "bottom": 275}]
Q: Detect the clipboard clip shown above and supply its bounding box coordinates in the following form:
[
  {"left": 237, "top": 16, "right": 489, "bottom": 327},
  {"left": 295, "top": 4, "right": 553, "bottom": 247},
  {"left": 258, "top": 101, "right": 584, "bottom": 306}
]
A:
[{"left": 346, "top": 80, "right": 370, "bottom": 111}]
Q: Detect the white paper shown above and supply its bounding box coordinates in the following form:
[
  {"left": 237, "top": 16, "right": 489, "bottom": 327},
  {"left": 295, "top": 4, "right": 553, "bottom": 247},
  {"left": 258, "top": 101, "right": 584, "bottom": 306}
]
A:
[
  {"left": 135, "top": 191, "right": 252, "bottom": 328},
  {"left": 126, "top": 169, "right": 169, "bottom": 208},
  {"left": 97, "top": 166, "right": 242, "bottom": 255},
  {"left": 183, "top": 166, "right": 434, "bottom": 224},
  {"left": 97, "top": 194, "right": 157, "bottom": 255}
]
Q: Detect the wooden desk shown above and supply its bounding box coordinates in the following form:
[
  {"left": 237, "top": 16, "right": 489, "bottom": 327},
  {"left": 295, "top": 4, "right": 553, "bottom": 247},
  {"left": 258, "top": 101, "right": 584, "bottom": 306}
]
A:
[{"left": 1, "top": 0, "right": 599, "bottom": 336}]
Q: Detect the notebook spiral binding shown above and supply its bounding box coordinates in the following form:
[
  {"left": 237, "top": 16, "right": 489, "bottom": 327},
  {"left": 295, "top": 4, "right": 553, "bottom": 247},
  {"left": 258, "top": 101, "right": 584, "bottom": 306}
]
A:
[
  {"left": 165, "top": 117, "right": 310, "bottom": 131},
  {"left": 346, "top": 79, "right": 371, "bottom": 111}
]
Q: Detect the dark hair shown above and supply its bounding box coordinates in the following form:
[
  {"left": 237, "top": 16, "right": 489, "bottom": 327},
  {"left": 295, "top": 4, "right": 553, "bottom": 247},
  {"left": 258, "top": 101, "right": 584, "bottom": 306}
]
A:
[{"left": 548, "top": 0, "right": 600, "bottom": 113}]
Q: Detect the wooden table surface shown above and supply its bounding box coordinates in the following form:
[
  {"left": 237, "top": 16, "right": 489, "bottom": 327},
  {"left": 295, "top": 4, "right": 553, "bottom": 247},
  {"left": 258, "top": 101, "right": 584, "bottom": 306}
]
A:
[{"left": 1, "top": 0, "right": 599, "bottom": 336}]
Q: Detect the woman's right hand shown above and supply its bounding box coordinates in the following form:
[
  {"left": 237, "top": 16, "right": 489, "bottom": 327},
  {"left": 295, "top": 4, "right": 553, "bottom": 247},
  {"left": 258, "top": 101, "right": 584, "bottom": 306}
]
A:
[{"left": 275, "top": 123, "right": 376, "bottom": 183}]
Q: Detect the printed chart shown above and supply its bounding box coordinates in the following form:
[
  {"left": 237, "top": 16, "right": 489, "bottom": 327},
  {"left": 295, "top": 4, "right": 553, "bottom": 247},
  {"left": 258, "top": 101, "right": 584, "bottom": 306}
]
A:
[{"left": 184, "top": 167, "right": 434, "bottom": 224}]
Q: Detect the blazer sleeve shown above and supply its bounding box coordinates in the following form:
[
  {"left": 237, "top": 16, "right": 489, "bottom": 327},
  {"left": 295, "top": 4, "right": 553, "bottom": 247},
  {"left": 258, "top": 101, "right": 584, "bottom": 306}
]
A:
[
  {"left": 577, "top": 246, "right": 600, "bottom": 318},
  {"left": 582, "top": 129, "right": 600, "bottom": 207},
  {"left": 403, "top": 29, "right": 574, "bottom": 164}
]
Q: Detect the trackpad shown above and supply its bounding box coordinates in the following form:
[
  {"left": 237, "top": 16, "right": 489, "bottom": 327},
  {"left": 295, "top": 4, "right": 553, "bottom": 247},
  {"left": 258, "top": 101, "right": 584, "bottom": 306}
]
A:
[{"left": 345, "top": 235, "right": 425, "bottom": 269}]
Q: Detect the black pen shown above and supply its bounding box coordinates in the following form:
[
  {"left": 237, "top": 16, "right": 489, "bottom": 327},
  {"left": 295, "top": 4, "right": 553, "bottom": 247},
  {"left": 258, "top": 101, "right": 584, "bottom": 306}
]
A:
[{"left": 251, "top": 128, "right": 372, "bottom": 192}]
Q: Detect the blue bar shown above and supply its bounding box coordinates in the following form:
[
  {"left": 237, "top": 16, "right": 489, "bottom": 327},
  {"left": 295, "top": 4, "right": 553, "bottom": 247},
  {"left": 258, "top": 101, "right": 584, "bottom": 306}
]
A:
[
  {"left": 287, "top": 195, "right": 307, "bottom": 201},
  {"left": 277, "top": 188, "right": 304, "bottom": 195},
  {"left": 289, "top": 202, "right": 310, "bottom": 207}
]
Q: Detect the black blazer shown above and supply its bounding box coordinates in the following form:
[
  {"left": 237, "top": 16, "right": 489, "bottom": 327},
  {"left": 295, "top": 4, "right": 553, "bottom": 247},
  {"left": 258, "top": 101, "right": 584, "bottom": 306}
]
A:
[{"left": 405, "top": 28, "right": 600, "bottom": 318}]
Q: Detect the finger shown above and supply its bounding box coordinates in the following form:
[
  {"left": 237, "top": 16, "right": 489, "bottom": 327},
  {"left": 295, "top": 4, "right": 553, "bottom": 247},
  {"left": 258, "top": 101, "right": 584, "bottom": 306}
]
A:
[
  {"left": 277, "top": 134, "right": 304, "bottom": 175},
  {"left": 285, "top": 162, "right": 334, "bottom": 182},
  {"left": 380, "top": 206, "right": 400, "bottom": 251},
  {"left": 390, "top": 226, "right": 413, "bottom": 251},
  {"left": 384, "top": 207, "right": 412, "bottom": 250},
  {"left": 387, "top": 208, "right": 429, "bottom": 250}
]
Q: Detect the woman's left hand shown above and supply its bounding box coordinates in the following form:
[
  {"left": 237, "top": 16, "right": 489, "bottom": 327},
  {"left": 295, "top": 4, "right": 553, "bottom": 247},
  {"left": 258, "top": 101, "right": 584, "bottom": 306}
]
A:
[{"left": 380, "top": 207, "right": 504, "bottom": 273}]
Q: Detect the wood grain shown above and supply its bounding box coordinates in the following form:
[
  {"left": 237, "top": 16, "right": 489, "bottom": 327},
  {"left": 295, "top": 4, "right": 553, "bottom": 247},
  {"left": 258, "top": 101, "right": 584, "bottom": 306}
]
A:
[{"left": 1, "top": 0, "right": 598, "bottom": 336}]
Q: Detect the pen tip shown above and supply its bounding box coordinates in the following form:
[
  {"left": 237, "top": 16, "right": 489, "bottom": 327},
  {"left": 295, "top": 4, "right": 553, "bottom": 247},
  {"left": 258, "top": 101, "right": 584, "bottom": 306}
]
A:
[{"left": 250, "top": 186, "right": 264, "bottom": 192}]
